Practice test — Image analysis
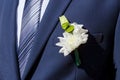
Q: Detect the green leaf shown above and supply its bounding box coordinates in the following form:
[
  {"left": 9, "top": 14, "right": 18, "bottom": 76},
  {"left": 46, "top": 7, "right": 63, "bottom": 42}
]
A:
[
  {"left": 66, "top": 25, "right": 74, "bottom": 33},
  {"left": 59, "top": 15, "right": 74, "bottom": 33},
  {"left": 59, "top": 15, "right": 69, "bottom": 30}
]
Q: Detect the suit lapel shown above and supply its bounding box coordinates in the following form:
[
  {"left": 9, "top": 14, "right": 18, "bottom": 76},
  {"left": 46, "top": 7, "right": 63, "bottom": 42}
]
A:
[
  {"left": 0, "top": 0, "right": 20, "bottom": 79},
  {"left": 22, "top": 0, "right": 72, "bottom": 79}
]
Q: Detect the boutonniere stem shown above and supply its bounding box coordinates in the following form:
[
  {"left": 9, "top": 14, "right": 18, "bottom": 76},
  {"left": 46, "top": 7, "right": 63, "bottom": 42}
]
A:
[
  {"left": 56, "top": 15, "right": 88, "bottom": 67},
  {"left": 74, "top": 49, "right": 81, "bottom": 66}
]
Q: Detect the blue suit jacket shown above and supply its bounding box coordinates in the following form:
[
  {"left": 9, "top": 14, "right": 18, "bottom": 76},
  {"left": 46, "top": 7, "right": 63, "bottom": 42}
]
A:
[{"left": 0, "top": 0, "right": 120, "bottom": 80}]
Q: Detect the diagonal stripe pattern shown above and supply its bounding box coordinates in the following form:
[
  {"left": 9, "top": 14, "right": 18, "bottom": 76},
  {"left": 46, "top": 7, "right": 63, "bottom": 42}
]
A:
[{"left": 18, "top": 0, "right": 43, "bottom": 77}]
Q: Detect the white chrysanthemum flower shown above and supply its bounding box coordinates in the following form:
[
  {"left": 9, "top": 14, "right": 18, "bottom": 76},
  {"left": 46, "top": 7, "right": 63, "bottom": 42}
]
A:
[{"left": 56, "top": 23, "right": 88, "bottom": 56}]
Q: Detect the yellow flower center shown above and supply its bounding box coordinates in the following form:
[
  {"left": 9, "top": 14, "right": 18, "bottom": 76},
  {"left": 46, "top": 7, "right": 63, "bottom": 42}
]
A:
[
  {"left": 67, "top": 36, "right": 77, "bottom": 49},
  {"left": 68, "top": 36, "right": 75, "bottom": 43}
]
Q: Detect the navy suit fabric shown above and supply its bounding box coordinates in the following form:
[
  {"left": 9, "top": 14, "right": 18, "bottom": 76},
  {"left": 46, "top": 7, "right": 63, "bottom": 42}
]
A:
[{"left": 0, "top": 0, "right": 120, "bottom": 80}]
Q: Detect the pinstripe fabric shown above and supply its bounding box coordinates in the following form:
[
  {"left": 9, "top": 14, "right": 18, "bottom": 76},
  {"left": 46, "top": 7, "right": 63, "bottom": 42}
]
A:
[{"left": 18, "top": 0, "right": 43, "bottom": 77}]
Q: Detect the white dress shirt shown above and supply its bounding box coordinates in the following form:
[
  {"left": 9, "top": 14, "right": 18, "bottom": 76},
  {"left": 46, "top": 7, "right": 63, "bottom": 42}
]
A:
[{"left": 17, "top": 0, "right": 50, "bottom": 46}]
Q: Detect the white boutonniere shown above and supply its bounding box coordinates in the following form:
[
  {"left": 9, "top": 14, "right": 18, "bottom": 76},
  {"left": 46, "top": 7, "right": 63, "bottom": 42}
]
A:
[{"left": 56, "top": 15, "right": 88, "bottom": 66}]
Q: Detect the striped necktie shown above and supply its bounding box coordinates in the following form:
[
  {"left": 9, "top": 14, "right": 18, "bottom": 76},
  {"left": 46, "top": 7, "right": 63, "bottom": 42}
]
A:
[{"left": 18, "top": 0, "right": 43, "bottom": 77}]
